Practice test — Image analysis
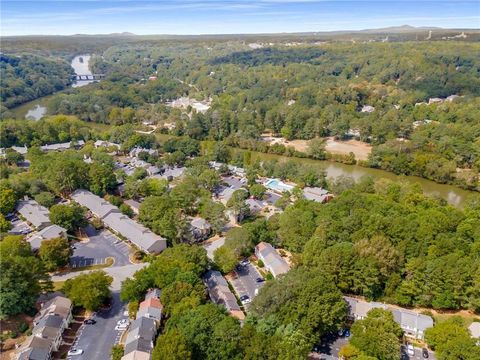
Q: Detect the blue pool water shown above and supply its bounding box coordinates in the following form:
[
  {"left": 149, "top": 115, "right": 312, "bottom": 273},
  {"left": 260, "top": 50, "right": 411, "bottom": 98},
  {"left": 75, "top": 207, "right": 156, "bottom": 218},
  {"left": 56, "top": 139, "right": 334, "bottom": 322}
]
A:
[{"left": 265, "top": 179, "right": 294, "bottom": 192}]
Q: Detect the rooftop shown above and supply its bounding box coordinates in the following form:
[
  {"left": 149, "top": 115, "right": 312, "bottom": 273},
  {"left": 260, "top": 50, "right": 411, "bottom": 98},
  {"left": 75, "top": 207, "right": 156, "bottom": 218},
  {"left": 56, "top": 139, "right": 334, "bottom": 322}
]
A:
[
  {"left": 16, "top": 199, "right": 51, "bottom": 229},
  {"left": 71, "top": 189, "right": 120, "bottom": 219},
  {"left": 255, "top": 242, "right": 290, "bottom": 277}
]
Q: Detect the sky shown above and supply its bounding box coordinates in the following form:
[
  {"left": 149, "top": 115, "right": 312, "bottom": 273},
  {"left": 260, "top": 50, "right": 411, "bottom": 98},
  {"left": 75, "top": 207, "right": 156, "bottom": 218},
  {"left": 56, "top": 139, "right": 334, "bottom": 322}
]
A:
[{"left": 1, "top": 0, "right": 479, "bottom": 36}]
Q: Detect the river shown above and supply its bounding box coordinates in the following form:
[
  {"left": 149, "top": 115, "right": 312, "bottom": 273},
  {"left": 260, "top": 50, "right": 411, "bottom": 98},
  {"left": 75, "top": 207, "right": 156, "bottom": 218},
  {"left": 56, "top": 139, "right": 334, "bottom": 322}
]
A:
[
  {"left": 229, "top": 148, "right": 476, "bottom": 208},
  {"left": 11, "top": 54, "right": 95, "bottom": 120}
]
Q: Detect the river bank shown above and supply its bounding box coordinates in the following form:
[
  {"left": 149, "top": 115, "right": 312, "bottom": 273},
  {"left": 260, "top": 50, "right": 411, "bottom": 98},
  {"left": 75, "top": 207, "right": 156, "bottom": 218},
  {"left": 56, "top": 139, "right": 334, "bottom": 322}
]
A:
[
  {"left": 154, "top": 133, "right": 476, "bottom": 208},
  {"left": 9, "top": 54, "right": 96, "bottom": 120}
]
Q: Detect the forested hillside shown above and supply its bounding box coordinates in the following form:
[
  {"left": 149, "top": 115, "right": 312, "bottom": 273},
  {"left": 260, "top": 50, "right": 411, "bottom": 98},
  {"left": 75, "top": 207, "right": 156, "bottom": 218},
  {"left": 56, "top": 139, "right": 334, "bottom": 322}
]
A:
[
  {"left": 0, "top": 54, "right": 73, "bottom": 108},
  {"left": 1, "top": 39, "right": 479, "bottom": 189}
]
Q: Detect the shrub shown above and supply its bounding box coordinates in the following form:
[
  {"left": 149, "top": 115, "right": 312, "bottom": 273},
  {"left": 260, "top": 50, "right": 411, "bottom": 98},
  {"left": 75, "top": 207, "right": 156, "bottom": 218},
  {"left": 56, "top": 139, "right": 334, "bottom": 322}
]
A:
[{"left": 257, "top": 259, "right": 264, "bottom": 268}]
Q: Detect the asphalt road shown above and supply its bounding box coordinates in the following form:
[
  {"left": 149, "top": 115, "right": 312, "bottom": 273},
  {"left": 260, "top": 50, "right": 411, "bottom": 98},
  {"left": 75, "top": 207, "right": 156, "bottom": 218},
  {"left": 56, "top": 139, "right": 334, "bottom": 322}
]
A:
[
  {"left": 69, "top": 292, "right": 128, "bottom": 360},
  {"left": 230, "top": 262, "right": 265, "bottom": 304},
  {"left": 70, "top": 226, "right": 130, "bottom": 268},
  {"left": 401, "top": 344, "right": 436, "bottom": 360}
]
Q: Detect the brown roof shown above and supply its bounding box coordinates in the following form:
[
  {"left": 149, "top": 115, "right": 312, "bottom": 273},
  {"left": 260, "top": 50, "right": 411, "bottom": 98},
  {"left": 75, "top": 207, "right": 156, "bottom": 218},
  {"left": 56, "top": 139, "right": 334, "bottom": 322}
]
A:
[{"left": 139, "top": 298, "right": 163, "bottom": 310}]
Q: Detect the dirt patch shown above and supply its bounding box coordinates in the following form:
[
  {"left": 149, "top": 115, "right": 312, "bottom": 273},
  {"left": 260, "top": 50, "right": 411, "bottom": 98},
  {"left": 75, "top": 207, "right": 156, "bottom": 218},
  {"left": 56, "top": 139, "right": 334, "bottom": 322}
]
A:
[
  {"left": 260, "top": 134, "right": 309, "bottom": 152},
  {"left": 325, "top": 137, "right": 372, "bottom": 161}
]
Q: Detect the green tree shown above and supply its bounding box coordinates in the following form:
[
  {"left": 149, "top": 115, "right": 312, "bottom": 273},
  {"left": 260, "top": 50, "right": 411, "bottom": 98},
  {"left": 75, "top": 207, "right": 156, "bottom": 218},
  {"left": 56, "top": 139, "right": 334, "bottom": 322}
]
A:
[
  {"left": 39, "top": 237, "right": 71, "bottom": 271},
  {"left": 88, "top": 162, "right": 117, "bottom": 196},
  {"left": 249, "top": 184, "right": 266, "bottom": 199},
  {"left": 49, "top": 203, "right": 86, "bottom": 232},
  {"left": 0, "top": 188, "right": 16, "bottom": 215},
  {"left": 0, "top": 214, "right": 12, "bottom": 233},
  {"left": 34, "top": 191, "right": 55, "bottom": 208},
  {"left": 0, "top": 236, "right": 51, "bottom": 319},
  {"left": 226, "top": 189, "right": 250, "bottom": 223},
  {"left": 152, "top": 329, "right": 192, "bottom": 360},
  {"left": 425, "top": 317, "right": 480, "bottom": 360},
  {"left": 307, "top": 138, "right": 327, "bottom": 160},
  {"left": 62, "top": 271, "right": 113, "bottom": 311},
  {"left": 350, "top": 308, "right": 403, "bottom": 360},
  {"left": 214, "top": 246, "right": 238, "bottom": 274},
  {"left": 111, "top": 345, "right": 124, "bottom": 360}
]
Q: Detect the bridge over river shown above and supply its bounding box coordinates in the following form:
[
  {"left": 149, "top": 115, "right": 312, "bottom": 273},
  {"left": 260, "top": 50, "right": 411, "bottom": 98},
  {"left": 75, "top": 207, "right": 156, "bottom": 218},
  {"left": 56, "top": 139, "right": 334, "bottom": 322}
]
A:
[{"left": 74, "top": 74, "right": 105, "bottom": 81}]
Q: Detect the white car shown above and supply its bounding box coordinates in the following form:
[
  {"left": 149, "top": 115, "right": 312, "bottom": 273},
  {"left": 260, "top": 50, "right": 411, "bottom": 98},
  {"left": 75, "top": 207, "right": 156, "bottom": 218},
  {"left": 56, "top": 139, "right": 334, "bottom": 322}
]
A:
[
  {"left": 115, "top": 324, "right": 129, "bottom": 331},
  {"left": 407, "top": 344, "right": 415, "bottom": 356},
  {"left": 117, "top": 318, "right": 129, "bottom": 325},
  {"left": 67, "top": 349, "right": 84, "bottom": 356}
]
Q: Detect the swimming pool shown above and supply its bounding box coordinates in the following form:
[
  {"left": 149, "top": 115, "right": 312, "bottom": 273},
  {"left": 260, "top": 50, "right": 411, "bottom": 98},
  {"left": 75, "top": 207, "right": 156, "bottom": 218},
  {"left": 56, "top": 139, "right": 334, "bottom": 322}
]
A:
[{"left": 264, "top": 179, "right": 294, "bottom": 193}]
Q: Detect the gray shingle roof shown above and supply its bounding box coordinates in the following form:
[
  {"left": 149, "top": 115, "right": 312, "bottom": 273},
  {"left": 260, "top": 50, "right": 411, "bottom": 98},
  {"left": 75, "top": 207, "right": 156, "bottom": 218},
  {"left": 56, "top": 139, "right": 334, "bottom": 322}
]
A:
[
  {"left": 16, "top": 199, "right": 51, "bottom": 229},
  {"left": 303, "top": 187, "right": 331, "bottom": 203},
  {"left": 71, "top": 189, "right": 120, "bottom": 219},
  {"left": 203, "top": 270, "right": 241, "bottom": 313},
  {"left": 255, "top": 242, "right": 290, "bottom": 278},
  {"left": 102, "top": 213, "right": 167, "bottom": 254},
  {"left": 124, "top": 338, "right": 153, "bottom": 356},
  {"left": 125, "top": 317, "right": 156, "bottom": 345}
]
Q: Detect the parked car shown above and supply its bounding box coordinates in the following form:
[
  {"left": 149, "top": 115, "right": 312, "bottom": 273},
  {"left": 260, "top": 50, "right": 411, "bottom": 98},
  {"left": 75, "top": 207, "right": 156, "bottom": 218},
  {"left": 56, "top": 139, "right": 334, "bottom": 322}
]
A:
[
  {"left": 83, "top": 319, "right": 96, "bottom": 324},
  {"left": 240, "top": 259, "right": 249, "bottom": 266},
  {"left": 422, "top": 348, "right": 429, "bottom": 358},
  {"left": 67, "top": 349, "right": 84, "bottom": 356},
  {"left": 240, "top": 295, "right": 251, "bottom": 304},
  {"left": 338, "top": 328, "right": 344, "bottom": 336},
  {"left": 344, "top": 329, "right": 350, "bottom": 337},
  {"left": 407, "top": 343, "right": 415, "bottom": 356},
  {"left": 117, "top": 319, "right": 129, "bottom": 325},
  {"left": 115, "top": 324, "right": 129, "bottom": 331},
  {"left": 256, "top": 277, "right": 265, "bottom": 283}
]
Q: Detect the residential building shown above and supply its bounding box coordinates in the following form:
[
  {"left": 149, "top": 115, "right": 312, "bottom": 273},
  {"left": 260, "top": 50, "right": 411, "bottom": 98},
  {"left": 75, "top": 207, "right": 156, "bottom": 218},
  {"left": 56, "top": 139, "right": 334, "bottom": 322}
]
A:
[
  {"left": 122, "top": 289, "right": 162, "bottom": 360},
  {"left": 129, "top": 147, "right": 157, "bottom": 158},
  {"left": 203, "top": 270, "right": 244, "bottom": 320},
  {"left": 17, "top": 296, "right": 72, "bottom": 360},
  {"left": 125, "top": 317, "right": 157, "bottom": 346},
  {"left": 361, "top": 105, "right": 375, "bottom": 113},
  {"left": 121, "top": 351, "right": 151, "bottom": 360},
  {"left": 28, "top": 224, "right": 67, "bottom": 251},
  {"left": 94, "top": 140, "right": 120, "bottom": 149},
  {"left": 152, "top": 166, "right": 186, "bottom": 181},
  {"left": 125, "top": 199, "right": 141, "bottom": 215},
  {"left": 40, "top": 140, "right": 84, "bottom": 152},
  {"left": 71, "top": 189, "right": 120, "bottom": 219},
  {"left": 255, "top": 242, "right": 290, "bottom": 278},
  {"left": 136, "top": 297, "right": 163, "bottom": 323},
  {"left": 189, "top": 217, "right": 211, "bottom": 241},
  {"left": 344, "top": 296, "right": 433, "bottom": 339},
  {"left": 246, "top": 198, "right": 264, "bottom": 215},
  {"left": 11, "top": 145, "right": 28, "bottom": 155},
  {"left": 303, "top": 187, "right": 333, "bottom": 203},
  {"left": 72, "top": 190, "right": 167, "bottom": 254},
  {"left": 102, "top": 213, "right": 166, "bottom": 254},
  {"left": 16, "top": 199, "right": 51, "bottom": 230}
]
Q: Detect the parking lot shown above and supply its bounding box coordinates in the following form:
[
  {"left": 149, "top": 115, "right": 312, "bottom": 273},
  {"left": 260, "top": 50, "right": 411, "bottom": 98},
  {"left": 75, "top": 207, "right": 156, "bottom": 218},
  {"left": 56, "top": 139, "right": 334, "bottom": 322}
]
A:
[
  {"left": 70, "top": 226, "right": 131, "bottom": 268},
  {"left": 312, "top": 333, "right": 436, "bottom": 360},
  {"left": 229, "top": 261, "right": 265, "bottom": 306},
  {"left": 69, "top": 292, "right": 128, "bottom": 360}
]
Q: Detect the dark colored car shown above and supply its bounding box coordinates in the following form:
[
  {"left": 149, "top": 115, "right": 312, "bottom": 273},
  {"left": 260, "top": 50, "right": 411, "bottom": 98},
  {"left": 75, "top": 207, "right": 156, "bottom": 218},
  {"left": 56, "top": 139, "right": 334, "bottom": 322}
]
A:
[
  {"left": 84, "top": 319, "right": 96, "bottom": 324},
  {"left": 344, "top": 329, "right": 350, "bottom": 337},
  {"left": 422, "top": 348, "right": 429, "bottom": 358},
  {"left": 256, "top": 277, "right": 265, "bottom": 283}
]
